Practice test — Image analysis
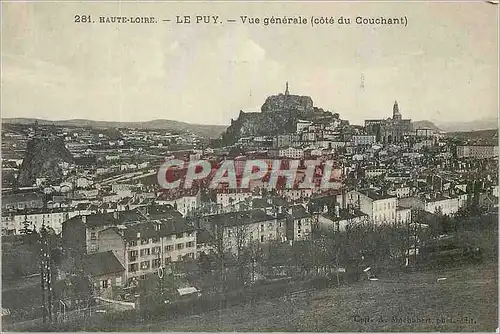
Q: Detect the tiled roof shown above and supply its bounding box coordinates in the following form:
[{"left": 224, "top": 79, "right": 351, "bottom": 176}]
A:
[
  {"left": 205, "top": 210, "right": 275, "bottom": 228},
  {"left": 322, "top": 208, "right": 367, "bottom": 222},
  {"left": 82, "top": 251, "right": 124, "bottom": 277},
  {"left": 288, "top": 205, "right": 311, "bottom": 220}
]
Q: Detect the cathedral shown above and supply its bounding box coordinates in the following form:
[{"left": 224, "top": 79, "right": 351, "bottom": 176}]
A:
[{"left": 364, "top": 101, "right": 412, "bottom": 144}]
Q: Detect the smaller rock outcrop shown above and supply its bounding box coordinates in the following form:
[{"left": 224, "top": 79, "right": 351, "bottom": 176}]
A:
[{"left": 17, "top": 136, "right": 74, "bottom": 187}]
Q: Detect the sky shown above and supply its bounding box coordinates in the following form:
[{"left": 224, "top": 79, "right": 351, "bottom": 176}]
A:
[{"left": 1, "top": 1, "right": 498, "bottom": 126}]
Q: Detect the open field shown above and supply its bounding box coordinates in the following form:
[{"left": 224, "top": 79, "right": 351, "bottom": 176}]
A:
[{"left": 130, "top": 262, "right": 497, "bottom": 332}]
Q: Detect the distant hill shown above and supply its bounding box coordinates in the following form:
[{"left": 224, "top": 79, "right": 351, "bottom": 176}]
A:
[
  {"left": 444, "top": 129, "right": 498, "bottom": 145},
  {"left": 2, "top": 118, "right": 228, "bottom": 139},
  {"left": 436, "top": 117, "right": 498, "bottom": 132},
  {"left": 412, "top": 120, "right": 442, "bottom": 131}
]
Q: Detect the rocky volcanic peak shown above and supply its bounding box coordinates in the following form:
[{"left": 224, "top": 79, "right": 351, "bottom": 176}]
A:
[
  {"left": 17, "top": 136, "right": 74, "bottom": 187},
  {"left": 261, "top": 93, "right": 314, "bottom": 114},
  {"left": 219, "top": 87, "right": 334, "bottom": 145}
]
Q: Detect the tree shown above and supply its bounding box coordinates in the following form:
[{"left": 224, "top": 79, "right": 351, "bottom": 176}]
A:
[
  {"left": 20, "top": 215, "right": 34, "bottom": 236},
  {"left": 211, "top": 224, "right": 230, "bottom": 291},
  {"left": 233, "top": 223, "right": 250, "bottom": 284}
]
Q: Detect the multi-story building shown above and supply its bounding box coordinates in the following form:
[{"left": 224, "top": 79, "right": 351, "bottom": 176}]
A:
[
  {"left": 62, "top": 210, "right": 145, "bottom": 254},
  {"left": 156, "top": 189, "right": 201, "bottom": 217},
  {"left": 457, "top": 145, "right": 498, "bottom": 159},
  {"left": 279, "top": 188, "right": 313, "bottom": 202},
  {"left": 286, "top": 205, "right": 313, "bottom": 241},
  {"left": 216, "top": 190, "right": 254, "bottom": 208},
  {"left": 203, "top": 210, "right": 286, "bottom": 254},
  {"left": 424, "top": 194, "right": 460, "bottom": 216},
  {"left": 352, "top": 135, "right": 376, "bottom": 146},
  {"left": 2, "top": 208, "right": 74, "bottom": 235},
  {"left": 347, "top": 190, "right": 398, "bottom": 224},
  {"left": 365, "top": 168, "right": 387, "bottom": 178},
  {"left": 61, "top": 205, "right": 191, "bottom": 253},
  {"left": 396, "top": 207, "right": 412, "bottom": 225},
  {"left": 2, "top": 193, "right": 44, "bottom": 211},
  {"left": 279, "top": 146, "right": 304, "bottom": 159},
  {"left": 318, "top": 207, "right": 368, "bottom": 232},
  {"left": 398, "top": 193, "right": 461, "bottom": 216},
  {"left": 98, "top": 218, "right": 196, "bottom": 284},
  {"left": 387, "top": 184, "right": 412, "bottom": 198}
]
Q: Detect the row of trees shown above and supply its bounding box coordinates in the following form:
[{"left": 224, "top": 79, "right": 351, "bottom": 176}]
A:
[{"left": 194, "top": 207, "right": 496, "bottom": 292}]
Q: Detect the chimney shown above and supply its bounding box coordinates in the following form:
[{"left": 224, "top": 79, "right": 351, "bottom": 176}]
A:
[
  {"left": 81, "top": 215, "right": 87, "bottom": 224},
  {"left": 113, "top": 211, "right": 119, "bottom": 219},
  {"left": 136, "top": 232, "right": 140, "bottom": 239}
]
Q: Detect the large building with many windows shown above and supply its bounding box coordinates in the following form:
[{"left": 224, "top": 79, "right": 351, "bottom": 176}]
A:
[
  {"left": 457, "top": 145, "right": 498, "bottom": 159},
  {"left": 347, "top": 189, "right": 398, "bottom": 224},
  {"left": 62, "top": 204, "right": 197, "bottom": 285},
  {"left": 98, "top": 218, "right": 196, "bottom": 285}
]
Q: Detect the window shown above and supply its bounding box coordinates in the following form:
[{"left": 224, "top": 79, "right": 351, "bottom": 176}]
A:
[
  {"left": 129, "top": 250, "right": 138, "bottom": 262},
  {"left": 128, "top": 240, "right": 137, "bottom": 247},
  {"left": 152, "top": 246, "right": 161, "bottom": 254},
  {"left": 227, "top": 229, "right": 232, "bottom": 238},
  {"left": 176, "top": 243, "right": 184, "bottom": 250},
  {"left": 152, "top": 258, "right": 161, "bottom": 268},
  {"left": 165, "top": 257, "right": 171, "bottom": 263},
  {"left": 176, "top": 233, "right": 184, "bottom": 239},
  {"left": 151, "top": 237, "right": 159, "bottom": 243},
  {"left": 187, "top": 232, "right": 193, "bottom": 237},
  {"left": 260, "top": 224, "right": 264, "bottom": 232},
  {"left": 141, "top": 238, "right": 149, "bottom": 245},
  {"left": 165, "top": 245, "right": 173, "bottom": 252},
  {"left": 140, "top": 248, "right": 151, "bottom": 257},
  {"left": 166, "top": 235, "right": 173, "bottom": 240},
  {"left": 186, "top": 241, "right": 194, "bottom": 248},
  {"left": 128, "top": 263, "right": 138, "bottom": 272},
  {"left": 260, "top": 235, "right": 264, "bottom": 242},
  {"left": 90, "top": 232, "right": 96, "bottom": 241},
  {"left": 116, "top": 277, "right": 122, "bottom": 287},
  {"left": 101, "top": 279, "right": 109, "bottom": 289},
  {"left": 140, "top": 261, "right": 150, "bottom": 270},
  {"left": 268, "top": 222, "right": 272, "bottom": 228}
]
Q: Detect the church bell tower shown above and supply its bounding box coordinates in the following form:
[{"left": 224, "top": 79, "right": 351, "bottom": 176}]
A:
[{"left": 392, "top": 100, "right": 402, "bottom": 120}]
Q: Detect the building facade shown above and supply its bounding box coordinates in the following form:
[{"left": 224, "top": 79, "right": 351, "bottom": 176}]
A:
[
  {"left": 364, "top": 101, "right": 412, "bottom": 144},
  {"left": 457, "top": 145, "right": 498, "bottom": 159}
]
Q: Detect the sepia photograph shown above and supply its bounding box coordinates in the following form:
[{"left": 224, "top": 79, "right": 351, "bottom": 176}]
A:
[{"left": 1, "top": 0, "right": 498, "bottom": 332}]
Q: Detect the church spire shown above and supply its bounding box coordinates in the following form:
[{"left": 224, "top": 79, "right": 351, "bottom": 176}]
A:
[
  {"left": 285, "top": 82, "right": 289, "bottom": 96},
  {"left": 392, "top": 100, "right": 401, "bottom": 120}
]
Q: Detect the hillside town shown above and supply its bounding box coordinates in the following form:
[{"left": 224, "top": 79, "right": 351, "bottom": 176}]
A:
[{"left": 1, "top": 84, "right": 498, "bottom": 330}]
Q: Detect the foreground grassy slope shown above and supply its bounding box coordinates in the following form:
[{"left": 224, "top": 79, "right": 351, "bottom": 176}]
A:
[{"left": 133, "top": 262, "right": 497, "bottom": 332}]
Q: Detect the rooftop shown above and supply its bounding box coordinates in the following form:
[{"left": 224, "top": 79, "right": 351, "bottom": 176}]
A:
[
  {"left": 205, "top": 210, "right": 275, "bottom": 228},
  {"left": 82, "top": 251, "right": 125, "bottom": 277}
]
